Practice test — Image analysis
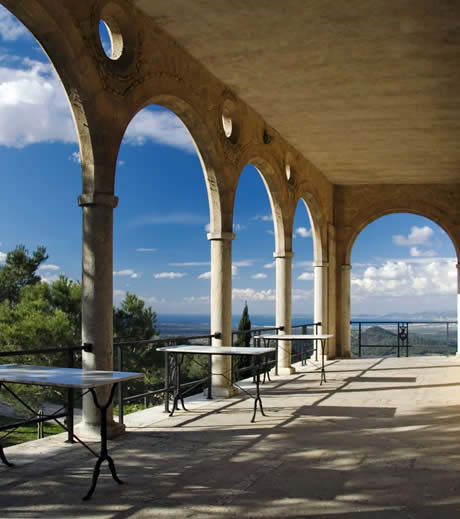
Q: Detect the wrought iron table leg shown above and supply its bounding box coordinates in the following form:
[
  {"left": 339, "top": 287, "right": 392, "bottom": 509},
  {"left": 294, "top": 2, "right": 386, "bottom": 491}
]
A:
[
  {"left": 251, "top": 359, "right": 267, "bottom": 423},
  {"left": 169, "top": 353, "right": 188, "bottom": 417},
  {"left": 83, "top": 384, "right": 122, "bottom": 501},
  {"left": 320, "top": 340, "right": 327, "bottom": 385},
  {"left": 0, "top": 445, "right": 13, "bottom": 467}
]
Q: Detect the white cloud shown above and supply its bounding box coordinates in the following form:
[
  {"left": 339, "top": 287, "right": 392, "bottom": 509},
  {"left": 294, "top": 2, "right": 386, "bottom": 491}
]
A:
[
  {"left": 252, "top": 214, "right": 273, "bottom": 222},
  {"left": 68, "top": 151, "right": 80, "bottom": 163},
  {"left": 204, "top": 223, "right": 211, "bottom": 233},
  {"left": 252, "top": 273, "right": 267, "bottom": 279},
  {"left": 154, "top": 272, "right": 186, "bottom": 279},
  {"left": 410, "top": 246, "right": 437, "bottom": 258},
  {"left": 183, "top": 295, "right": 210, "bottom": 304},
  {"left": 294, "top": 261, "right": 313, "bottom": 269},
  {"left": 393, "top": 225, "right": 434, "bottom": 247},
  {"left": 114, "top": 269, "right": 140, "bottom": 279},
  {"left": 294, "top": 227, "right": 312, "bottom": 238},
  {"left": 117, "top": 160, "right": 125, "bottom": 167},
  {"left": 233, "top": 223, "right": 246, "bottom": 232},
  {"left": 263, "top": 261, "right": 276, "bottom": 269},
  {"left": 136, "top": 248, "right": 157, "bottom": 252},
  {"left": 198, "top": 271, "right": 211, "bottom": 279},
  {"left": 0, "top": 6, "right": 29, "bottom": 41},
  {"left": 124, "top": 108, "right": 195, "bottom": 153},
  {"left": 298, "top": 272, "right": 314, "bottom": 281},
  {"left": 0, "top": 58, "right": 77, "bottom": 147},
  {"left": 232, "top": 265, "right": 238, "bottom": 277},
  {"left": 267, "top": 229, "right": 274, "bottom": 235},
  {"left": 232, "top": 288, "right": 276, "bottom": 302},
  {"left": 40, "top": 274, "right": 60, "bottom": 284},
  {"left": 38, "top": 264, "right": 60, "bottom": 271},
  {"left": 170, "top": 261, "right": 210, "bottom": 267},
  {"left": 0, "top": 251, "right": 5, "bottom": 263},
  {"left": 292, "top": 288, "right": 313, "bottom": 300},
  {"left": 233, "top": 259, "right": 255, "bottom": 267},
  {"left": 351, "top": 258, "right": 456, "bottom": 298}
]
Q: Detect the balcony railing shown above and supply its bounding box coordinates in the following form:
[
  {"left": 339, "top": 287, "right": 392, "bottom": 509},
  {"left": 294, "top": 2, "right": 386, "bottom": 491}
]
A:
[{"left": 351, "top": 320, "right": 458, "bottom": 357}]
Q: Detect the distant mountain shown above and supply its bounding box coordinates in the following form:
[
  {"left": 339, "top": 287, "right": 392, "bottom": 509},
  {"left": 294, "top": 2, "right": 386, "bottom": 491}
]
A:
[{"left": 352, "top": 311, "right": 456, "bottom": 322}]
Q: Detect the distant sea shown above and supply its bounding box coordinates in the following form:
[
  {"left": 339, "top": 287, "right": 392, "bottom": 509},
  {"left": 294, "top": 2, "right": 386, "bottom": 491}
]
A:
[{"left": 156, "top": 314, "right": 314, "bottom": 337}]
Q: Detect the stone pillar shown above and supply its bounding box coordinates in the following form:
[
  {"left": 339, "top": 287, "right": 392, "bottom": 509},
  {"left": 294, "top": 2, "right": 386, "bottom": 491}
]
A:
[
  {"left": 457, "top": 264, "right": 460, "bottom": 355},
  {"left": 207, "top": 232, "right": 236, "bottom": 396},
  {"left": 341, "top": 264, "right": 352, "bottom": 358},
  {"left": 76, "top": 192, "right": 121, "bottom": 439},
  {"left": 313, "top": 262, "right": 329, "bottom": 335},
  {"left": 275, "top": 251, "right": 295, "bottom": 375}
]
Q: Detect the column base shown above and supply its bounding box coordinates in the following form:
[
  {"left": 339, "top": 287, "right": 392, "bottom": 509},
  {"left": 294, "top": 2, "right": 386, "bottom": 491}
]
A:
[
  {"left": 211, "top": 385, "right": 239, "bottom": 398},
  {"left": 74, "top": 419, "right": 126, "bottom": 441},
  {"left": 276, "top": 366, "right": 296, "bottom": 376}
]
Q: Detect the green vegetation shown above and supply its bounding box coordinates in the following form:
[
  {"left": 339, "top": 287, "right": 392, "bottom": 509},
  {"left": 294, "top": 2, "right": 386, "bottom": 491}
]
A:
[
  {"left": 351, "top": 325, "right": 456, "bottom": 357},
  {"left": 235, "top": 302, "right": 251, "bottom": 347},
  {"left": 0, "top": 416, "right": 64, "bottom": 447}
]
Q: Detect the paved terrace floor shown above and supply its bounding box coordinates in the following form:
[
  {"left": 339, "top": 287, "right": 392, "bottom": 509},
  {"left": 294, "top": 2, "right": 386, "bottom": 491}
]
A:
[{"left": 2, "top": 356, "right": 460, "bottom": 518}]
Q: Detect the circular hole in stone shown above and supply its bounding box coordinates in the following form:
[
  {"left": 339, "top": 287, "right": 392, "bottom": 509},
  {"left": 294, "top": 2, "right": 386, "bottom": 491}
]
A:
[{"left": 99, "top": 18, "right": 123, "bottom": 60}]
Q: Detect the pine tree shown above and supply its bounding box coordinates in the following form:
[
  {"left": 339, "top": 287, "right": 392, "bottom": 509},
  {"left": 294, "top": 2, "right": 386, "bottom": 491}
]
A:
[{"left": 235, "top": 301, "right": 251, "bottom": 347}]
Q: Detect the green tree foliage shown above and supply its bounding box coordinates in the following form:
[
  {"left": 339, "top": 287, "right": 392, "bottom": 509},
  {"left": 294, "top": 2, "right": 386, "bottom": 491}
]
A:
[
  {"left": 113, "top": 293, "right": 161, "bottom": 395},
  {"left": 0, "top": 245, "right": 48, "bottom": 306},
  {"left": 0, "top": 276, "right": 82, "bottom": 406},
  {"left": 235, "top": 302, "right": 252, "bottom": 347}
]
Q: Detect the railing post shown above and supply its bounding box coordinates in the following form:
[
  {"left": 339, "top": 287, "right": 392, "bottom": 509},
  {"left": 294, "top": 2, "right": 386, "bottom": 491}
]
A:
[
  {"left": 164, "top": 350, "right": 170, "bottom": 413},
  {"left": 358, "top": 322, "right": 361, "bottom": 358},
  {"left": 207, "top": 335, "right": 212, "bottom": 399}
]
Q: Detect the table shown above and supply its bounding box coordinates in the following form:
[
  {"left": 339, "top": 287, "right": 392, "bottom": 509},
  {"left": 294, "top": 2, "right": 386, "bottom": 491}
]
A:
[
  {"left": 0, "top": 364, "right": 142, "bottom": 500},
  {"left": 256, "top": 334, "right": 333, "bottom": 384},
  {"left": 157, "top": 345, "right": 275, "bottom": 423}
]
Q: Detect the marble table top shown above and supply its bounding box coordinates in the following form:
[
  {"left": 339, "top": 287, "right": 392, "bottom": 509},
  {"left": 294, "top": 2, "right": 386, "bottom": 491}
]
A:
[
  {"left": 157, "top": 345, "right": 275, "bottom": 356},
  {"left": 0, "top": 364, "right": 143, "bottom": 389}
]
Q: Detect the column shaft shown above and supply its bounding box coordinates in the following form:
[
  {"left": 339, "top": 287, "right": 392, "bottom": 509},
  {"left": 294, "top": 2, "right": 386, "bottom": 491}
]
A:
[
  {"left": 313, "top": 263, "right": 328, "bottom": 335},
  {"left": 208, "top": 232, "right": 235, "bottom": 397},
  {"left": 78, "top": 193, "right": 121, "bottom": 439},
  {"left": 275, "top": 252, "right": 295, "bottom": 375},
  {"left": 341, "top": 264, "right": 352, "bottom": 358}
]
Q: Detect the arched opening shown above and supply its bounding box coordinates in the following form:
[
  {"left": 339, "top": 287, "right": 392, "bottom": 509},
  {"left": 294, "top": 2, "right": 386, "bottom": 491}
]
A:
[
  {"left": 350, "top": 213, "right": 457, "bottom": 357},
  {"left": 115, "top": 104, "right": 212, "bottom": 329},
  {"left": 232, "top": 163, "right": 277, "bottom": 328},
  {"left": 291, "top": 200, "right": 316, "bottom": 325}
]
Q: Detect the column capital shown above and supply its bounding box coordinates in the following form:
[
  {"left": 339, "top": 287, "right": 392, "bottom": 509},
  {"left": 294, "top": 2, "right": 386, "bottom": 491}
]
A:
[
  {"left": 78, "top": 193, "right": 118, "bottom": 208},
  {"left": 273, "top": 251, "right": 294, "bottom": 259},
  {"left": 313, "top": 261, "right": 329, "bottom": 268},
  {"left": 207, "top": 232, "right": 235, "bottom": 241},
  {"left": 342, "top": 264, "right": 352, "bottom": 271}
]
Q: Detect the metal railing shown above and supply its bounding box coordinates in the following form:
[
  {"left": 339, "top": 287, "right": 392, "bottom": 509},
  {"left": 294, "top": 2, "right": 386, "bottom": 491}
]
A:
[
  {"left": 351, "top": 321, "right": 458, "bottom": 357},
  {"left": 0, "top": 343, "right": 92, "bottom": 443}
]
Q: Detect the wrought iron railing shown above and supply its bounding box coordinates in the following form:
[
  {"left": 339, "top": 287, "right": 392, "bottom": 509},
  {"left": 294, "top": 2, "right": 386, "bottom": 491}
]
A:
[
  {"left": 0, "top": 343, "right": 92, "bottom": 443},
  {"left": 350, "top": 321, "right": 458, "bottom": 357}
]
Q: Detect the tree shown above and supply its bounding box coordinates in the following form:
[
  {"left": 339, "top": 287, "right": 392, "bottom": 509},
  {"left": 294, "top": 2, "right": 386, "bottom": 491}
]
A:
[
  {"left": 235, "top": 302, "right": 252, "bottom": 347},
  {"left": 0, "top": 245, "right": 48, "bottom": 306},
  {"left": 113, "top": 292, "right": 158, "bottom": 342}
]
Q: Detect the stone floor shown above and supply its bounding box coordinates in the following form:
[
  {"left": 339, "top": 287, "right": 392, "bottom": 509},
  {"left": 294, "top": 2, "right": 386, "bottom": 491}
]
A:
[{"left": 2, "top": 355, "right": 460, "bottom": 518}]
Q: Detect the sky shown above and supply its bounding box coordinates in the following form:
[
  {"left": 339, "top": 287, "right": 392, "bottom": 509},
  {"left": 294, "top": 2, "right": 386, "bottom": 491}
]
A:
[{"left": 0, "top": 7, "right": 457, "bottom": 318}]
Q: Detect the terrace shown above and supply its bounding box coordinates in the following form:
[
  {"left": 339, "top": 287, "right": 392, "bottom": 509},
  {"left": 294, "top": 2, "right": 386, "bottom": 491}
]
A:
[{"left": 2, "top": 354, "right": 460, "bottom": 518}]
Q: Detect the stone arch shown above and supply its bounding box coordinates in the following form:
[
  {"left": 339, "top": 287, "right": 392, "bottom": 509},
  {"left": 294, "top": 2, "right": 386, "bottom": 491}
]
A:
[
  {"left": 345, "top": 207, "right": 460, "bottom": 265},
  {"left": 117, "top": 94, "right": 226, "bottom": 237},
  {"left": 297, "top": 192, "right": 326, "bottom": 265},
  {"left": 234, "top": 155, "right": 289, "bottom": 255}
]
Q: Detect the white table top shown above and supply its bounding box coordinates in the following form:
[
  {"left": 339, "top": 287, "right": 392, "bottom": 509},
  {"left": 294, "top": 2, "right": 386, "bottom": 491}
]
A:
[
  {"left": 0, "top": 364, "right": 143, "bottom": 389},
  {"left": 257, "top": 334, "right": 334, "bottom": 341},
  {"left": 158, "top": 345, "right": 275, "bottom": 356}
]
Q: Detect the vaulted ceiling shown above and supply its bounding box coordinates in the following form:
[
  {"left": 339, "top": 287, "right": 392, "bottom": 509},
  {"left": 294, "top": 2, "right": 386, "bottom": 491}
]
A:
[{"left": 132, "top": 0, "right": 460, "bottom": 185}]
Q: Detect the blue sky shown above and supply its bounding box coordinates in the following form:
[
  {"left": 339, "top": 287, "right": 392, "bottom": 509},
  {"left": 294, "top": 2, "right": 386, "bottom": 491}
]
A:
[{"left": 0, "top": 7, "right": 457, "bottom": 318}]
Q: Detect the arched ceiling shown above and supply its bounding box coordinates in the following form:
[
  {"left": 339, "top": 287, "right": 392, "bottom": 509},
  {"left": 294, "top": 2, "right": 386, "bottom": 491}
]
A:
[{"left": 131, "top": 0, "right": 460, "bottom": 185}]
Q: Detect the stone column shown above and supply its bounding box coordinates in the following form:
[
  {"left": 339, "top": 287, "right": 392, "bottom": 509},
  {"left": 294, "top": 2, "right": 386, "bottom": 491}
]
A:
[
  {"left": 457, "top": 264, "right": 460, "bottom": 355},
  {"left": 207, "top": 231, "right": 236, "bottom": 396},
  {"left": 76, "top": 192, "right": 121, "bottom": 439},
  {"left": 275, "top": 251, "right": 295, "bottom": 375},
  {"left": 341, "top": 264, "right": 352, "bottom": 358},
  {"left": 313, "top": 261, "right": 329, "bottom": 335}
]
